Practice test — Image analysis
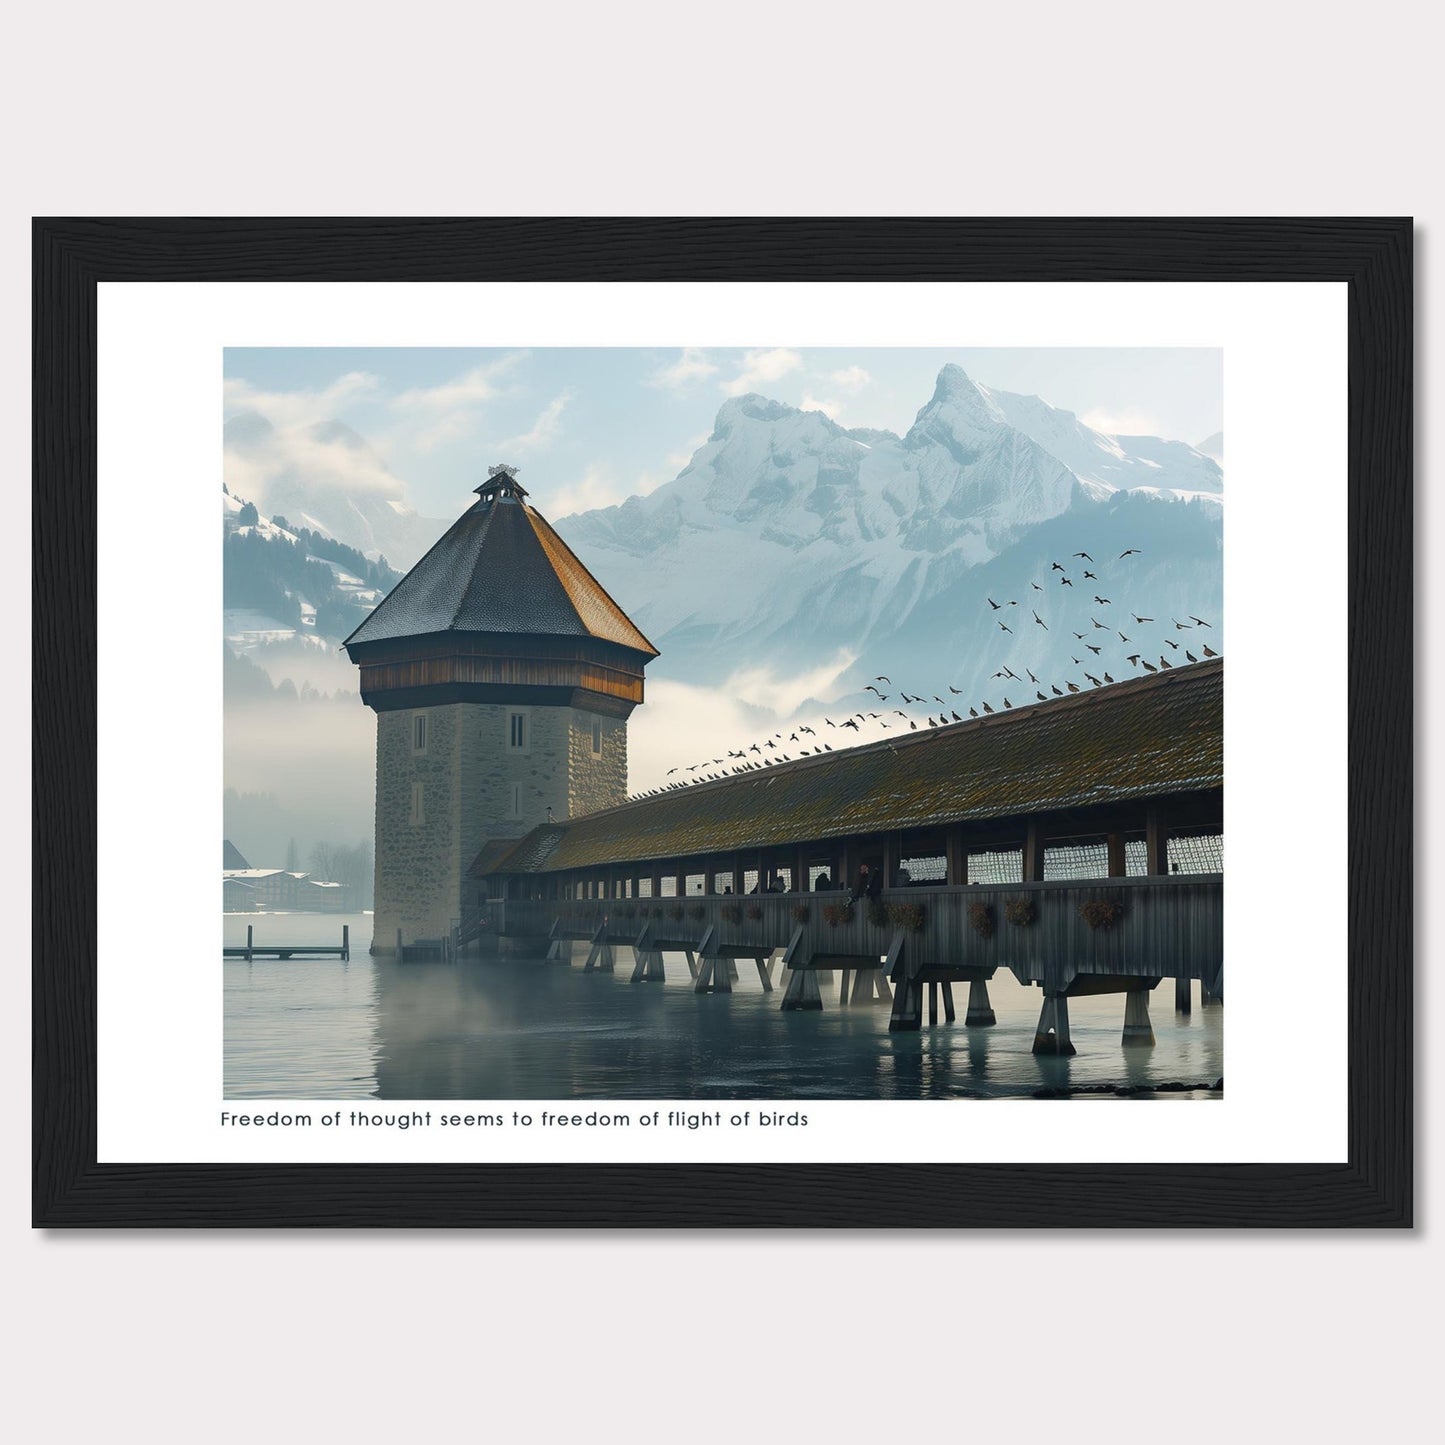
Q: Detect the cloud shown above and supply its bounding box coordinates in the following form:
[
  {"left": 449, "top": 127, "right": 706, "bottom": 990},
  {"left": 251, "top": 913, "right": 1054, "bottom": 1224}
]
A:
[
  {"left": 721, "top": 348, "right": 802, "bottom": 397},
  {"left": 496, "top": 391, "right": 572, "bottom": 454},
  {"left": 544, "top": 463, "right": 634, "bottom": 518},
  {"left": 1079, "top": 406, "right": 1165, "bottom": 438},
  {"left": 389, "top": 353, "right": 526, "bottom": 450},
  {"left": 648, "top": 347, "right": 718, "bottom": 390},
  {"left": 224, "top": 371, "right": 379, "bottom": 429},
  {"left": 624, "top": 651, "right": 859, "bottom": 792},
  {"left": 801, "top": 394, "right": 842, "bottom": 421},
  {"left": 829, "top": 365, "right": 871, "bottom": 392}
]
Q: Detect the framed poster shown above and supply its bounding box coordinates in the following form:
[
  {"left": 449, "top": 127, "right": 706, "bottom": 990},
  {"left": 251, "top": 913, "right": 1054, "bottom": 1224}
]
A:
[{"left": 33, "top": 217, "right": 1411, "bottom": 1226}]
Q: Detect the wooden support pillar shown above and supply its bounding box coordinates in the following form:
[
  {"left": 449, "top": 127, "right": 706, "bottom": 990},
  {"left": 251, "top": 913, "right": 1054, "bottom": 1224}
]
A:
[
  {"left": 1145, "top": 806, "right": 1166, "bottom": 876},
  {"left": 1175, "top": 976, "right": 1192, "bottom": 1014},
  {"left": 966, "top": 978, "right": 996, "bottom": 1026},
  {"left": 683, "top": 948, "right": 698, "bottom": 980},
  {"left": 342, "top": 924, "right": 349, "bottom": 962},
  {"left": 1121, "top": 989, "right": 1156, "bottom": 1047},
  {"left": 888, "top": 972, "right": 924, "bottom": 1032},
  {"left": 246, "top": 924, "right": 253, "bottom": 962},
  {"left": 946, "top": 825, "right": 966, "bottom": 887},
  {"left": 754, "top": 956, "right": 774, "bottom": 993},
  {"left": 838, "top": 969, "right": 851, "bottom": 1006},
  {"left": 928, "top": 980, "right": 939, "bottom": 1025},
  {"left": 780, "top": 968, "right": 822, "bottom": 1011},
  {"left": 1033, "top": 993, "right": 1076, "bottom": 1055},
  {"left": 1106, "top": 832, "right": 1126, "bottom": 878},
  {"left": 942, "top": 981, "right": 956, "bottom": 1023},
  {"left": 1024, "top": 822, "right": 1045, "bottom": 883}
]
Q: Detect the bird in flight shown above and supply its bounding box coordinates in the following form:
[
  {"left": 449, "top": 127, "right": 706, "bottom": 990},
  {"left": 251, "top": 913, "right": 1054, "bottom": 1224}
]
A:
[
  {"left": 1033, "top": 610, "right": 1048, "bottom": 629},
  {"left": 1061, "top": 577, "right": 1074, "bottom": 587},
  {"left": 1086, "top": 644, "right": 1102, "bottom": 655},
  {"left": 949, "top": 685, "right": 963, "bottom": 694},
  {"left": 1074, "top": 552, "right": 1093, "bottom": 562},
  {"left": 1127, "top": 654, "right": 1142, "bottom": 665},
  {"left": 1164, "top": 638, "right": 1179, "bottom": 651},
  {"left": 1085, "top": 673, "right": 1102, "bottom": 686},
  {"left": 1118, "top": 631, "right": 1130, "bottom": 643},
  {"left": 1190, "top": 616, "right": 1212, "bottom": 628},
  {"left": 987, "top": 598, "right": 1001, "bottom": 610},
  {"left": 1051, "top": 562, "right": 1064, "bottom": 572},
  {"left": 1083, "top": 570, "right": 1097, "bottom": 580},
  {"left": 875, "top": 675, "right": 891, "bottom": 683},
  {"left": 1119, "top": 548, "right": 1141, "bottom": 558},
  {"left": 1032, "top": 582, "right": 1043, "bottom": 591},
  {"left": 1092, "top": 617, "right": 1108, "bottom": 630},
  {"left": 1026, "top": 668, "right": 1039, "bottom": 684},
  {"left": 1093, "top": 596, "right": 1111, "bottom": 605},
  {"left": 998, "top": 621, "right": 1013, "bottom": 632},
  {"left": 1131, "top": 613, "right": 1153, "bottom": 624}
]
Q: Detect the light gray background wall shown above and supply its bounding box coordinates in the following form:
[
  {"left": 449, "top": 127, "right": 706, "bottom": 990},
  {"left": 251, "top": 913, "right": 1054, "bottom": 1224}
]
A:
[{"left": 4, "top": 6, "right": 1438, "bottom": 1445}]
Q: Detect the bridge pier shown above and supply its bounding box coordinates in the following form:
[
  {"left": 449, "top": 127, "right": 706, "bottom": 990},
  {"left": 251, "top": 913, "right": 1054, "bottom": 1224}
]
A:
[
  {"left": 1032, "top": 993, "right": 1076, "bottom": 1056},
  {"left": 965, "top": 978, "right": 996, "bottom": 1027},
  {"left": 1121, "top": 988, "right": 1156, "bottom": 1047},
  {"left": 888, "top": 974, "right": 924, "bottom": 1032},
  {"left": 1175, "top": 976, "right": 1192, "bottom": 1014},
  {"left": 780, "top": 968, "right": 823, "bottom": 1011},
  {"left": 754, "top": 956, "right": 774, "bottom": 993},
  {"left": 694, "top": 954, "right": 732, "bottom": 993}
]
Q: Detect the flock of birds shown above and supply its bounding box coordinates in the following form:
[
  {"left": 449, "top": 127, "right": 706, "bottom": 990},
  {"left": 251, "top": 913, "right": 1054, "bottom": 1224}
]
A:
[{"left": 630, "top": 547, "right": 1219, "bottom": 798}]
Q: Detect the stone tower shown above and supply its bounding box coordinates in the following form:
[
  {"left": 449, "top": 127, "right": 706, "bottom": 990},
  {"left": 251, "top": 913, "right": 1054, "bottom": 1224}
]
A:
[{"left": 343, "top": 467, "right": 658, "bottom": 952}]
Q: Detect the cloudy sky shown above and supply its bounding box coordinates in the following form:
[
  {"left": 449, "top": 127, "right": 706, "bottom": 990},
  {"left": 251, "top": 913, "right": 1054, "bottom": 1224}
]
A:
[{"left": 224, "top": 347, "right": 1223, "bottom": 521}]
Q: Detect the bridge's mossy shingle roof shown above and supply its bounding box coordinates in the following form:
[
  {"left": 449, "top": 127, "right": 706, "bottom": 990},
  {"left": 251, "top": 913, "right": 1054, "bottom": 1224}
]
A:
[
  {"left": 474, "top": 658, "right": 1223, "bottom": 876},
  {"left": 342, "top": 490, "right": 658, "bottom": 657}
]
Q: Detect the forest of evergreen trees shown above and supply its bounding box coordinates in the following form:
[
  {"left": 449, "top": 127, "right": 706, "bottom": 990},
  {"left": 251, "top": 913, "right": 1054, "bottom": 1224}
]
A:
[{"left": 223, "top": 515, "right": 400, "bottom": 643}]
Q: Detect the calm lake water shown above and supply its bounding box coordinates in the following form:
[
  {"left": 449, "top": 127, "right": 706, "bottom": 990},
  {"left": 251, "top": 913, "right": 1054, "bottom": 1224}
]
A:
[{"left": 224, "top": 913, "right": 1222, "bottom": 1100}]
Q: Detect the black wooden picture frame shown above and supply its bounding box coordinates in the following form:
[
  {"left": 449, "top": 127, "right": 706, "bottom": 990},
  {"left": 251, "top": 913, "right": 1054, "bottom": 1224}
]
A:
[{"left": 32, "top": 217, "right": 1412, "bottom": 1227}]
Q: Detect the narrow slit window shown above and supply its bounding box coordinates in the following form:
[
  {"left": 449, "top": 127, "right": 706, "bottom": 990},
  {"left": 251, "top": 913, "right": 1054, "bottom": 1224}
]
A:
[
  {"left": 509, "top": 711, "right": 528, "bottom": 751},
  {"left": 409, "top": 781, "right": 424, "bottom": 827},
  {"left": 412, "top": 713, "right": 428, "bottom": 754},
  {"left": 591, "top": 717, "right": 602, "bottom": 755}
]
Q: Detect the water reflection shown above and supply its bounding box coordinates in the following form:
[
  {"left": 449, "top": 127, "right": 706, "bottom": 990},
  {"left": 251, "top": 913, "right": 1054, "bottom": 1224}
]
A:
[{"left": 224, "top": 918, "right": 1223, "bottom": 1100}]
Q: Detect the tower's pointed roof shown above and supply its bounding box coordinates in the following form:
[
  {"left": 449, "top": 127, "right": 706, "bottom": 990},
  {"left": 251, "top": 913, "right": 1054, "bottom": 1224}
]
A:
[{"left": 342, "top": 471, "right": 658, "bottom": 658}]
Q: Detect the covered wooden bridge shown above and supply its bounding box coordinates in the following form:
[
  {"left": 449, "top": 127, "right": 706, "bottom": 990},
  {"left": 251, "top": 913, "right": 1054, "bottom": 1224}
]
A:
[{"left": 467, "top": 658, "right": 1223, "bottom": 1053}]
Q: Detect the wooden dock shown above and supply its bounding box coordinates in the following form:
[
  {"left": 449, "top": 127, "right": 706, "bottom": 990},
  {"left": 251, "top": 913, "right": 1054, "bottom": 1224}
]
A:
[{"left": 224, "top": 925, "right": 351, "bottom": 961}]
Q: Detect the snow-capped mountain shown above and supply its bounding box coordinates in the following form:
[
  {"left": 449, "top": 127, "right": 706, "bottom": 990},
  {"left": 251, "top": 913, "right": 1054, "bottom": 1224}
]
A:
[{"left": 553, "top": 364, "right": 1222, "bottom": 712}]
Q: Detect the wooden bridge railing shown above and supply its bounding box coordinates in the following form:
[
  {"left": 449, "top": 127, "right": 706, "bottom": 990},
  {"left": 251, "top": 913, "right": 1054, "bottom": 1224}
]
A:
[{"left": 476, "top": 875, "right": 1222, "bottom": 992}]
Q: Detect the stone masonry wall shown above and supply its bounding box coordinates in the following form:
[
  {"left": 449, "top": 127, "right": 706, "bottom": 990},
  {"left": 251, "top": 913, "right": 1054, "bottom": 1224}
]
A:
[{"left": 373, "top": 699, "right": 632, "bottom": 948}]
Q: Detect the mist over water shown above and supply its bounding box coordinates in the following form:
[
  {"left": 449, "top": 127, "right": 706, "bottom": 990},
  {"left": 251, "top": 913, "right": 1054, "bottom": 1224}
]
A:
[{"left": 224, "top": 914, "right": 1222, "bottom": 1101}]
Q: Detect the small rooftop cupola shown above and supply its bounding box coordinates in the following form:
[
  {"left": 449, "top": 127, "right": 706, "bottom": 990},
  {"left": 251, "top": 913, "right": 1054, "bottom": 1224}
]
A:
[{"left": 475, "top": 462, "right": 529, "bottom": 504}]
